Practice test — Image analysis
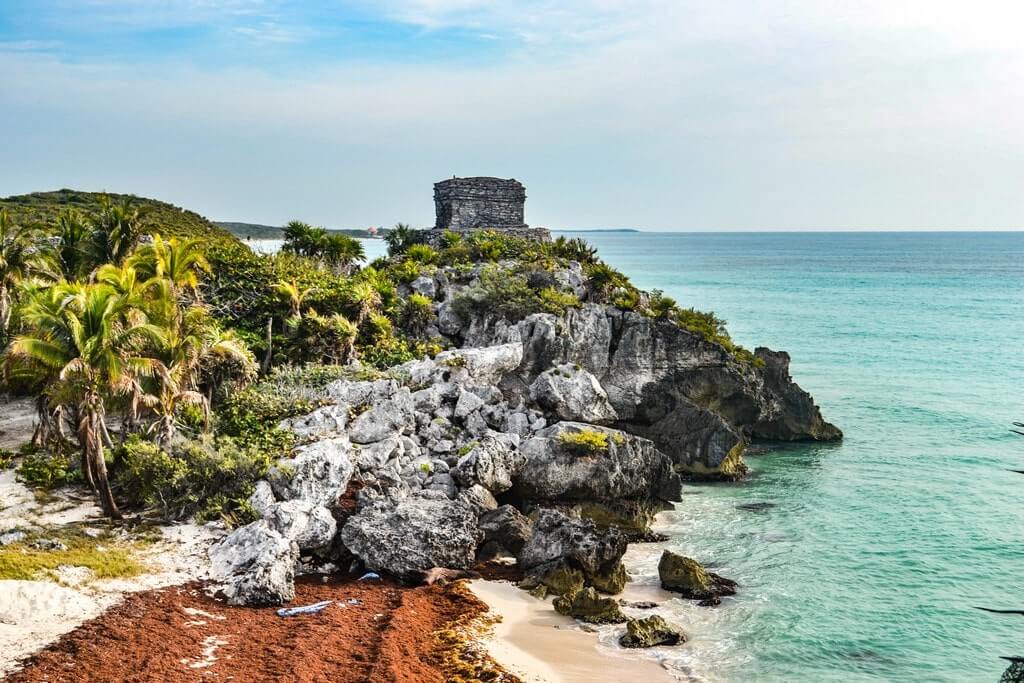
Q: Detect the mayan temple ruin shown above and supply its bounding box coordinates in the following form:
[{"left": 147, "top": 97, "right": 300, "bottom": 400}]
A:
[{"left": 431, "top": 176, "right": 550, "bottom": 241}]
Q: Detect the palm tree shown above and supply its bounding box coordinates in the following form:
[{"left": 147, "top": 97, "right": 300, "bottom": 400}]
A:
[
  {"left": 384, "top": 223, "right": 417, "bottom": 256},
  {"left": 197, "top": 326, "right": 257, "bottom": 404},
  {"left": 55, "top": 209, "right": 96, "bottom": 280},
  {"left": 322, "top": 234, "right": 366, "bottom": 274},
  {"left": 91, "top": 195, "right": 142, "bottom": 265},
  {"left": 147, "top": 306, "right": 252, "bottom": 444},
  {"left": 282, "top": 220, "right": 327, "bottom": 258},
  {"left": 303, "top": 309, "right": 358, "bottom": 365},
  {"left": 128, "top": 234, "right": 210, "bottom": 299},
  {"left": 0, "top": 209, "right": 53, "bottom": 337},
  {"left": 7, "top": 281, "right": 165, "bottom": 518}
]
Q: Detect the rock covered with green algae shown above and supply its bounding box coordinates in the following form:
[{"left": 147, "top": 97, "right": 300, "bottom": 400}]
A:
[
  {"left": 519, "top": 560, "right": 585, "bottom": 598},
  {"left": 619, "top": 615, "right": 686, "bottom": 648},
  {"left": 553, "top": 587, "right": 627, "bottom": 624},
  {"left": 658, "top": 549, "right": 737, "bottom": 604},
  {"left": 517, "top": 509, "right": 628, "bottom": 597}
]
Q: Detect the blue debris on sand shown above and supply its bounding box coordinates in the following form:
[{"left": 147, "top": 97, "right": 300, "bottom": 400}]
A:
[
  {"left": 357, "top": 572, "right": 381, "bottom": 581},
  {"left": 276, "top": 600, "right": 333, "bottom": 617}
]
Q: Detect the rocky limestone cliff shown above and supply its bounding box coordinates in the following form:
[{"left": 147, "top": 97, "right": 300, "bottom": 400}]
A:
[
  {"left": 208, "top": 253, "right": 840, "bottom": 622},
  {"left": 459, "top": 304, "right": 840, "bottom": 478}
]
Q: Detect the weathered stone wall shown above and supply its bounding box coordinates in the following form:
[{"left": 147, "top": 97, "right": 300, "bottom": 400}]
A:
[
  {"left": 434, "top": 177, "right": 528, "bottom": 231},
  {"left": 421, "top": 226, "right": 551, "bottom": 246}
]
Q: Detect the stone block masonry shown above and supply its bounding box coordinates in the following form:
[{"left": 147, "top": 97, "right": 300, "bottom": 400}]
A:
[{"left": 434, "top": 177, "right": 528, "bottom": 231}]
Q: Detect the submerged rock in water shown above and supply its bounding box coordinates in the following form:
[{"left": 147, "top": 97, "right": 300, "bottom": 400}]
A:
[
  {"left": 658, "top": 550, "right": 737, "bottom": 603},
  {"left": 209, "top": 520, "right": 298, "bottom": 606},
  {"left": 619, "top": 615, "right": 686, "bottom": 648},
  {"left": 553, "top": 586, "right": 627, "bottom": 624},
  {"left": 340, "top": 497, "right": 481, "bottom": 579},
  {"left": 736, "top": 501, "right": 776, "bottom": 512}
]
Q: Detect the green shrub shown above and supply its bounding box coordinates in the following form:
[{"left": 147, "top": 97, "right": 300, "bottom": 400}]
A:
[
  {"left": 405, "top": 243, "right": 440, "bottom": 266},
  {"left": 114, "top": 435, "right": 273, "bottom": 523},
  {"left": 611, "top": 288, "right": 641, "bottom": 310},
  {"left": 536, "top": 287, "right": 581, "bottom": 315},
  {"left": 389, "top": 258, "right": 423, "bottom": 284},
  {"left": 546, "top": 236, "right": 598, "bottom": 264},
  {"left": 0, "top": 449, "right": 14, "bottom": 469},
  {"left": 17, "top": 452, "right": 78, "bottom": 489},
  {"left": 558, "top": 430, "right": 612, "bottom": 456},
  {"left": 401, "top": 293, "right": 436, "bottom": 335}
]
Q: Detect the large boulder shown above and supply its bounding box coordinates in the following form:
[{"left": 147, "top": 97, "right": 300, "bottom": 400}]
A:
[
  {"left": 620, "top": 616, "right": 686, "bottom": 648},
  {"left": 528, "top": 363, "right": 616, "bottom": 424},
  {"left": 658, "top": 550, "right": 737, "bottom": 604},
  {"left": 518, "top": 509, "right": 627, "bottom": 593},
  {"left": 553, "top": 587, "right": 626, "bottom": 624},
  {"left": 477, "top": 504, "right": 532, "bottom": 559},
  {"left": 340, "top": 498, "right": 482, "bottom": 579},
  {"left": 279, "top": 404, "right": 350, "bottom": 439},
  {"left": 263, "top": 500, "right": 337, "bottom": 552},
  {"left": 268, "top": 438, "right": 355, "bottom": 508},
  {"left": 209, "top": 520, "right": 298, "bottom": 606},
  {"left": 512, "top": 423, "right": 681, "bottom": 503},
  {"left": 324, "top": 377, "right": 400, "bottom": 406},
  {"left": 434, "top": 343, "right": 523, "bottom": 385},
  {"left": 451, "top": 434, "right": 524, "bottom": 494},
  {"left": 348, "top": 389, "right": 415, "bottom": 444}
]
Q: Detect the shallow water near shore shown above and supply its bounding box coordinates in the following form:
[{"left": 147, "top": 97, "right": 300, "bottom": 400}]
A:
[{"left": 572, "top": 231, "right": 1024, "bottom": 682}]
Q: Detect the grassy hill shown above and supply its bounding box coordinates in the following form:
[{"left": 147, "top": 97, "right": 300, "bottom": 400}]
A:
[
  {"left": 216, "top": 221, "right": 384, "bottom": 241},
  {"left": 0, "top": 189, "right": 239, "bottom": 246}
]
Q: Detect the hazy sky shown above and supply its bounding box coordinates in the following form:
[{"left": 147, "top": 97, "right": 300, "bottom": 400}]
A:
[{"left": 2, "top": 1, "right": 1023, "bottom": 231}]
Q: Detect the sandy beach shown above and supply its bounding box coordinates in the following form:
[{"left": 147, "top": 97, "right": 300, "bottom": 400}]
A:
[{"left": 470, "top": 580, "right": 674, "bottom": 683}]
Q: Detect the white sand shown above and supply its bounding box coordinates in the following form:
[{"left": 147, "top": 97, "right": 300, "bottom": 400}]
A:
[
  {"left": 469, "top": 580, "right": 675, "bottom": 683},
  {"left": 0, "top": 469, "right": 224, "bottom": 677}
]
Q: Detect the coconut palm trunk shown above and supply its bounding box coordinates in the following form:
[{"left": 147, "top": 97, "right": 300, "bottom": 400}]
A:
[{"left": 78, "top": 396, "right": 121, "bottom": 519}]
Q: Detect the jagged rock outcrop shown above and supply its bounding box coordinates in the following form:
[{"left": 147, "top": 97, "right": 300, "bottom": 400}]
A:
[
  {"left": 477, "top": 504, "right": 532, "bottom": 559},
  {"left": 340, "top": 497, "right": 482, "bottom": 579},
  {"left": 451, "top": 434, "right": 524, "bottom": 494},
  {"left": 464, "top": 305, "right": 841, "bottom": 478},
  {"left": 518, "top": 509, "right": 628, "bottom": 595},
  {"left": 209, "top": 520, "right": 298, "bottom": 606},
  {"left": 512, "top": 422, "right": 681, "bottom": 503},
  {"left": 529, "top": 363, "right": 617, "bottom": 424},
  {"left": 263, "top": 500, "right": 336, "bottom": 552},
  {"left": 751, "top": 347, "right": 842, "bottom": 441}
]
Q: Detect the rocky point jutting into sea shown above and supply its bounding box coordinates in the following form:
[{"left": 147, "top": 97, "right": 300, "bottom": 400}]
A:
[
  {"left": 207, "top": 179, "right": 840, "bottom": 658},
  {"left": 0, "top": 179, "right": 841, "bottom": 681}
]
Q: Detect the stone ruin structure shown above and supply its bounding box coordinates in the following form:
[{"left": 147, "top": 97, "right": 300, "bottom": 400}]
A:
[{"left": 431, "top": 177, "right": 550, "bottom": 242}]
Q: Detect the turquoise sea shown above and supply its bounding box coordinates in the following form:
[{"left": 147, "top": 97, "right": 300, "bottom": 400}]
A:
[{"left": 566, "top": 231, "right": 1024, "bottom": 682}]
